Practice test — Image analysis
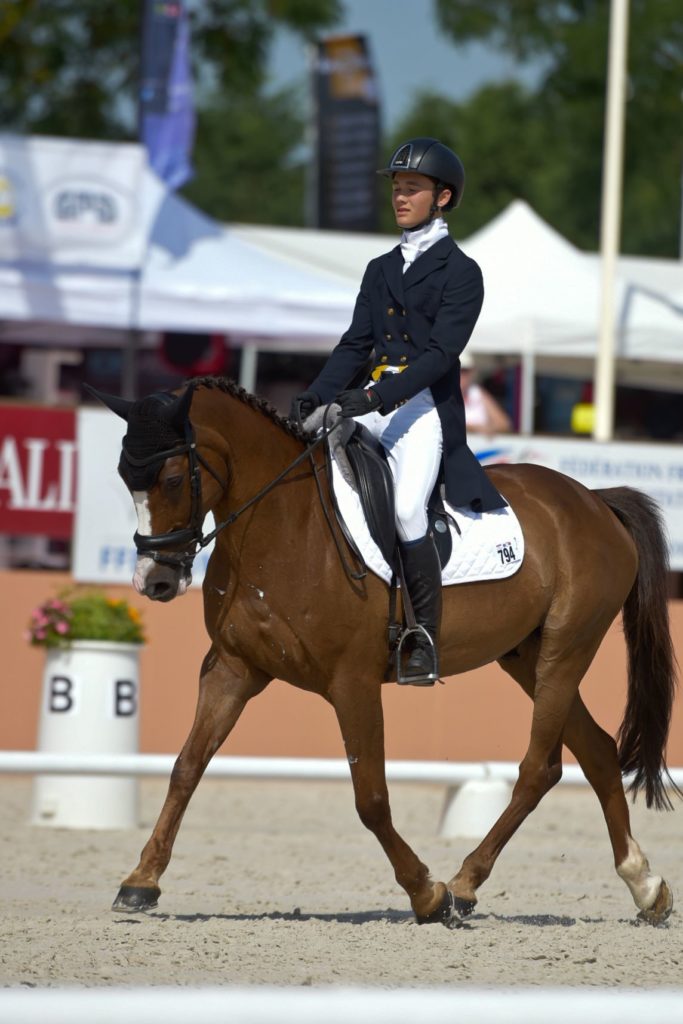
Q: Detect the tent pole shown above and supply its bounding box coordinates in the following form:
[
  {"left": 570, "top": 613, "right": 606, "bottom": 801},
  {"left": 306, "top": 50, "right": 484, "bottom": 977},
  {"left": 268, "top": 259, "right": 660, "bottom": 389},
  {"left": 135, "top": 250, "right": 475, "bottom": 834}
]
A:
[
  {"left": 121, "top": 329, "right": 140, "bottom": 400},
  {"left": 122, "top": 266, "right": 142, "bottom": 400},
  {"left": 593, "top": 0, "right": 630, "bottom": 442},
  {"left": 520, "top": 350, "right": 535, "bottom": 435},
  {"left": 239, "top": 344, "right": 259, "bottom": 394}
]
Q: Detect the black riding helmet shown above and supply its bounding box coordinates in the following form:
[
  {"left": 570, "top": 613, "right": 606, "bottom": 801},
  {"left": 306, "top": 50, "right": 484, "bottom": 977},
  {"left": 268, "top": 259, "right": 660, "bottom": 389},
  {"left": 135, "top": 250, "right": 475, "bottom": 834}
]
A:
[{"left": 377, "top": 137, "right": 465, "bottom": 210}]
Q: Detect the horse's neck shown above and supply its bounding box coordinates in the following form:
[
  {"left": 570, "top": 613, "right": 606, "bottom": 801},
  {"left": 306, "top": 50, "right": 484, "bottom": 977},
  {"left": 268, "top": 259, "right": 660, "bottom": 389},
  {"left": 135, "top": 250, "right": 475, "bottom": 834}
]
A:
[{"left": 197, "top": 388, "right": 312, "bottom": 517}]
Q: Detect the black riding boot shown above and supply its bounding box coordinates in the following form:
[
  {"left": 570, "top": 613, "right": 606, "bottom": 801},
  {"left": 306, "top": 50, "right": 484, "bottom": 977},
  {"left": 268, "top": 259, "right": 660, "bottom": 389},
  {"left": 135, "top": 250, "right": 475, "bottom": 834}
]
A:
[{"left": 399, "top": 533, "right": 442, "bottom": 686}]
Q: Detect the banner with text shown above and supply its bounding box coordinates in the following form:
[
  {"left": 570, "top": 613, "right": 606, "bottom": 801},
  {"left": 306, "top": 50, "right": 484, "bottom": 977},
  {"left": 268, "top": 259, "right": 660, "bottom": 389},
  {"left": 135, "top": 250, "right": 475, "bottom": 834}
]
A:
[
  {"left": 0, "top": 405, "right": 76, "bottom": 539},
  {"left": 313, "top": 34, "right": 380, "bottom": 232},
  {"left": 69, "top": 414, "right": 683, "bottom": 580},
  {"left": 469, "top": 434, "right": 683, "bottom": 569},
  {"left": 0, "top": 134, "right": 148, "bottom": 268}
]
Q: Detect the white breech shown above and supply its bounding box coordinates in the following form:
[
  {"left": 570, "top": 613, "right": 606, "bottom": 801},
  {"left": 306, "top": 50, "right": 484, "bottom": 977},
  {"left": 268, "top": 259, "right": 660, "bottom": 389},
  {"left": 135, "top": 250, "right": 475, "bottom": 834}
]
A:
[{"left": 355, "top": 387, "right": 443, "bottom": 543}]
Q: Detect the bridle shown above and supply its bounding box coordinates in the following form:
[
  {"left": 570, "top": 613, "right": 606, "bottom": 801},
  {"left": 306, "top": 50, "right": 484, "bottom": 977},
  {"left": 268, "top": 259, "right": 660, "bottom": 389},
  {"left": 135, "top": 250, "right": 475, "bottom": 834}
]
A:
[
  {"left": 123, "top": 413, "right": 340, "bottom": 573},
  {"left": 123, "top": 414, "right": 224, "bottom": 572}
]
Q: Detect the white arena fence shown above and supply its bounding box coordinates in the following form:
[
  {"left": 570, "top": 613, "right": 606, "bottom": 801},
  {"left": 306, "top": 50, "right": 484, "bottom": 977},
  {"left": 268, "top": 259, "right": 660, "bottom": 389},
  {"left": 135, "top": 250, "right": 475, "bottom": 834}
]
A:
[
  {"left": 1, "top": 985, "right": 683, "bottom": 1024},
  {"left": 1, "top": 751, "right": 683, "bottom": 789}
]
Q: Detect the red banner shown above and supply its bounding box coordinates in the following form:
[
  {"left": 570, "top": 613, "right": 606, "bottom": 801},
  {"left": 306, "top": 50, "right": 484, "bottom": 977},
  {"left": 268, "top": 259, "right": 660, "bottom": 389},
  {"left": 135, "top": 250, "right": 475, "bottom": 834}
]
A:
[{"left": 0, "top": 405, "right": 77, "bottom": 538}]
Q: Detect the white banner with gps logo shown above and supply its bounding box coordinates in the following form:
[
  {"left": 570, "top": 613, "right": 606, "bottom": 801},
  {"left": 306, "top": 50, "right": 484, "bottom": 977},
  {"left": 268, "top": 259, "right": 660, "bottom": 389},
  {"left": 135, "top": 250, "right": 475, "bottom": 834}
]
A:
[{"left": 0, "top": 134, "right": 149, "bottom": 268}]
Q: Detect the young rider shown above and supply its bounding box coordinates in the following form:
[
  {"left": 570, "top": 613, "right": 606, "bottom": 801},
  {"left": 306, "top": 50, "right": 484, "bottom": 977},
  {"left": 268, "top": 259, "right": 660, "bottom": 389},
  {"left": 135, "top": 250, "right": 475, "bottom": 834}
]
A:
[{"left": 292, "top": 137, "right": 506, "bottom": 684}]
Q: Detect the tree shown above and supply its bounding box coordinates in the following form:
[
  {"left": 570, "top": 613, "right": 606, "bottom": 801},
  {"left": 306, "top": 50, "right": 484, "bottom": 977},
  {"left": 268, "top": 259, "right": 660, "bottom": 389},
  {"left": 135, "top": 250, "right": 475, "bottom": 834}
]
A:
[
  {"left": 182, "top": 85, "right": 309, "bottom": 226},
  {"left": 381, "top": 82, "right": 551, "bottom": 238},
  {"left": 428, "top": 0, "right": 683, "bottom": 255},
  {"left": 0, "top": 0, "right": 341, "bottom": 223}
]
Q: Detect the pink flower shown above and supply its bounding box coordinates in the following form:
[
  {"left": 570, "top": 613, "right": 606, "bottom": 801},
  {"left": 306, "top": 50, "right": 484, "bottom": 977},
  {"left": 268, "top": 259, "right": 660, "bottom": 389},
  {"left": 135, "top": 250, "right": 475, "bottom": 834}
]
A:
[
  {"left": 34, "top": 629, "right": 46, "bottom": 640},
  {"left": 55, "top": 621, "right": 69, "bottom": 635}
]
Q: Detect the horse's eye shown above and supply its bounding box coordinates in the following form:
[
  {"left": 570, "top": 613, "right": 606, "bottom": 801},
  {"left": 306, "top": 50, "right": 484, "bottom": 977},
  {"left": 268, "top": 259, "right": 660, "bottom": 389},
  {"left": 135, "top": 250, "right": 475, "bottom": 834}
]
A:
[{"left": 164, "top": 475, "right": 184, "bottom": 491}]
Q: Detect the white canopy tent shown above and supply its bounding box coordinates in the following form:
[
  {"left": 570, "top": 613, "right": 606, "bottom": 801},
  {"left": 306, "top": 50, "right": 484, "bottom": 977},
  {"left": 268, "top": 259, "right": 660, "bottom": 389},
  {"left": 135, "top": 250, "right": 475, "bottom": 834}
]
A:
[
  {"left": 234, "top": 202, "right": 682, "bottom": 429},
  {"left": 235, "top": 200, "right": 683, "bottom": 360},
  {"left": 0, "top": 132, "right": 680, "bottom": 425},
  {"left": 0, "top": 159, "right": 356, "bottom": 348}
]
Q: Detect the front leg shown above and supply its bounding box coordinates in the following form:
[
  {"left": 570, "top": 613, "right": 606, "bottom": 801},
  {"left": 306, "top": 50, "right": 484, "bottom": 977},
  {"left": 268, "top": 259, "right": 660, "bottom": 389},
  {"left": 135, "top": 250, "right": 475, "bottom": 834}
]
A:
[
  {"left": 330, "top": 677, "right": 457, "bottom": 927},
  {"left": 113, "top": 648, "right": 270, "bottom": 911}
]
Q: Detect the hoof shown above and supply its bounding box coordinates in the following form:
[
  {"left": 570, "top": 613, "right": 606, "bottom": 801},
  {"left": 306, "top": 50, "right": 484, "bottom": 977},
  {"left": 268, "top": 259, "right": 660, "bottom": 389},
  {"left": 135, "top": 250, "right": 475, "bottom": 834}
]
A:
[
  {"left": 112, "top": 884, "right": 161, "bottom": 912},
  {"left": 637, "top": 879, "right": 673, "bottom": 927},
  {"left": 415, "top": 888, "right": 473, "bottom": 929}
]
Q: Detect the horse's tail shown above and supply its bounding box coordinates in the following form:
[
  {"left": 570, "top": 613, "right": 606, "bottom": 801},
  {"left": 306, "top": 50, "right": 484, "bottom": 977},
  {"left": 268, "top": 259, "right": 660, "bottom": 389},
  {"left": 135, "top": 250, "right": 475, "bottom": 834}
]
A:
[{"left": 596, "top": 486, "right": 680, "bottom": 810}]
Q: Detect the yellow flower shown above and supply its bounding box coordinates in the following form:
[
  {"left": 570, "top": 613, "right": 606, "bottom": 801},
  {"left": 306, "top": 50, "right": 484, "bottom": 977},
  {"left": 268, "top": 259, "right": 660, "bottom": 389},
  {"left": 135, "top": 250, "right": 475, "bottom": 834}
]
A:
[{"left": 128, "top": 607, "right": 141, "bottom": 623}]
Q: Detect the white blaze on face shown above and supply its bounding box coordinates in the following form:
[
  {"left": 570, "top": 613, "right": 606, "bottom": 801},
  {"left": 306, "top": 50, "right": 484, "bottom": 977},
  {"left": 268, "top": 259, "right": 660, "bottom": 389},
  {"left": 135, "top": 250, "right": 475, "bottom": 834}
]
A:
[
  {"left": 132, "top": 491, "right": 156, "bottom": 593},
  {"left": 131, "top": 489, "right": 190, "bottom": 597}
]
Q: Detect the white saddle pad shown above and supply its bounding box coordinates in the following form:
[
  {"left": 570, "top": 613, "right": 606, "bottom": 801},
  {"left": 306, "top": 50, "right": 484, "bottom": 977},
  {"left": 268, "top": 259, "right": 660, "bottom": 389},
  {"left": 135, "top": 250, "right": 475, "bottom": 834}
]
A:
[{"left": 330, "top": 453, "right": 524, "bottom": 587}]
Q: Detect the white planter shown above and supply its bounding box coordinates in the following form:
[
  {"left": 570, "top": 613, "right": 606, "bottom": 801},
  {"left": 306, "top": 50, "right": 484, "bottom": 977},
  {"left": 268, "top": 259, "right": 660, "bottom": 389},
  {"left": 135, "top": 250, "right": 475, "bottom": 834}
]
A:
[{"left": 32, "top": 640, "right": 141, "bottom": 830}]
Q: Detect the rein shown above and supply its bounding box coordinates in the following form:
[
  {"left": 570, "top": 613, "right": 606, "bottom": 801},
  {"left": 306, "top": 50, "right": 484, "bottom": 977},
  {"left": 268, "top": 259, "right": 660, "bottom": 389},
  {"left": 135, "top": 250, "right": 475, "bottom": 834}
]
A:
[{"left": 126, "top": 416, "right": 343, "bottom": 572}]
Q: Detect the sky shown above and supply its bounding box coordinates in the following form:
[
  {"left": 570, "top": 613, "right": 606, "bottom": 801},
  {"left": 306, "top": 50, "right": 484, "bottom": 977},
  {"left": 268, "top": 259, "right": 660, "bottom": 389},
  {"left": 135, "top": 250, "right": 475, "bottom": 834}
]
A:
[{"left": 268, "top": 0, "right": 542, "bottom": 132}]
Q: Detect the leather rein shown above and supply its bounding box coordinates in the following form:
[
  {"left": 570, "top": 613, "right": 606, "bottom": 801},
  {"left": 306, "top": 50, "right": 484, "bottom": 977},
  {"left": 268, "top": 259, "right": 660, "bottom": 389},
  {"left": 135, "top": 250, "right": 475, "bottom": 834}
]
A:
[{"left": 124, "top": 415, "right": 342, "bottom": 573}]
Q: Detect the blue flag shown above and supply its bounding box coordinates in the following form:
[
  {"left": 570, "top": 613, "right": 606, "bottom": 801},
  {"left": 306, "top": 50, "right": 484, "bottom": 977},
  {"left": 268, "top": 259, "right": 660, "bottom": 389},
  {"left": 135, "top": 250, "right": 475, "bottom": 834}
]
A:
[{"left": 140, "top": 1, "right": 195, "bottom": 189}]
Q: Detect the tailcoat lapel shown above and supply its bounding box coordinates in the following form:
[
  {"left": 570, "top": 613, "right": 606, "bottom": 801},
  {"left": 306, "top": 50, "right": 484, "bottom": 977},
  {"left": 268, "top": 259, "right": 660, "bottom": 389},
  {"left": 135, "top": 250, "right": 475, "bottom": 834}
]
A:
[
  {"left": 402, "top": 235, "right": 453, "bottom": 289},
  {"left": 381, "top": 246, "right": 406, "bottom": 307}
]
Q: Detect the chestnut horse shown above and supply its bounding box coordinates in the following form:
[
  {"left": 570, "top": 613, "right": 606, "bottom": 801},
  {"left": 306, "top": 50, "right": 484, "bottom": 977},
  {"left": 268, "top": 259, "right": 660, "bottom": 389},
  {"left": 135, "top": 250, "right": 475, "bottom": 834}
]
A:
[{"left": 90, "top": 376, "right": 679, "bottom": 928}]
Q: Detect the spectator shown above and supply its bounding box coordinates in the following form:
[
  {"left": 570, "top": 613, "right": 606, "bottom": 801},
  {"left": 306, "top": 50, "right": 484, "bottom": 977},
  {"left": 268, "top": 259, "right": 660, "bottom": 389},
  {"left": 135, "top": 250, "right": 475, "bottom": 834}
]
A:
[{"left": 460, "top": 352, "right": 512, "bottom": 435}]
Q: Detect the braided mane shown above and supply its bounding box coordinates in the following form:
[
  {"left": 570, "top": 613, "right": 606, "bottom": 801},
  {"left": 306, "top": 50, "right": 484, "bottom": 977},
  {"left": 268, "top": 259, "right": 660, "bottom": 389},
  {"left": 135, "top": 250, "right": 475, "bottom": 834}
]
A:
[{"left": 186, "top": 375, "right": 308, "bottom": 443}]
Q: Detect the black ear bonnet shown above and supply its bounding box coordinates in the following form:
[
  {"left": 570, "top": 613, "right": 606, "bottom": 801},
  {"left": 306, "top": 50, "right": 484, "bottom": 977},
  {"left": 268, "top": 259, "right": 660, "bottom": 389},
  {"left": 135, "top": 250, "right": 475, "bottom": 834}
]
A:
[{"left": 119, "top": 392, "right": 190, "bottom": 490}]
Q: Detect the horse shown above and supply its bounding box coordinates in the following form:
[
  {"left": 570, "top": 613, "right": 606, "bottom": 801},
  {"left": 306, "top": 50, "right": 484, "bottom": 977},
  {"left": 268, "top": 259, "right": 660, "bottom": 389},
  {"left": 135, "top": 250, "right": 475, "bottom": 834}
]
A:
[{"left": 89, "top": 375, "right": 679, "bottom": 928}]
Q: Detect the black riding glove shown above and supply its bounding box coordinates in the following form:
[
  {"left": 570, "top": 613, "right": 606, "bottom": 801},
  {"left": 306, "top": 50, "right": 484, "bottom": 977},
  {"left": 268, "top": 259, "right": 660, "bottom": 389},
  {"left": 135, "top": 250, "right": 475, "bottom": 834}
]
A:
[
  {"left": 336, "top": 388, "right": 383, "bottom": 418},
  {"left": 290, "top": 390, "right": 321, "bottom": 424}
]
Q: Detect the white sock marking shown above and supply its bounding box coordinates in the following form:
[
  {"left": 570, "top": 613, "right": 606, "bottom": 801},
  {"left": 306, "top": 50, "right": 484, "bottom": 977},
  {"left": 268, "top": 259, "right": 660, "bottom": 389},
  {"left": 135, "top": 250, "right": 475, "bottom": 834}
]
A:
[{"left": 616, "top": 835, "right": 662, "bottom": 911}]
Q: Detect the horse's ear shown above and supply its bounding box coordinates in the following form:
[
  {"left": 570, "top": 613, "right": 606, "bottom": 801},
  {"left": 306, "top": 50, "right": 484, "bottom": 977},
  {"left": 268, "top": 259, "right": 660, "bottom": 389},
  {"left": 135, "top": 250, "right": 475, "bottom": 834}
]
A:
[
  {"left": 169, "top": 383, "right": 195, "bottom": 429},
  {"left": 82, "top": 383, "right": 134, "bottom": 422}
]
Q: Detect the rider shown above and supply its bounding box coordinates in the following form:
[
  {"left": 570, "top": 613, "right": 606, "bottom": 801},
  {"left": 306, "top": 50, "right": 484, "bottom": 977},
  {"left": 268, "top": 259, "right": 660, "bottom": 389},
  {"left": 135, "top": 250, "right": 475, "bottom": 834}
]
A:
[{"left": 292, "top": 137, "right": 506, "bottom": 684}]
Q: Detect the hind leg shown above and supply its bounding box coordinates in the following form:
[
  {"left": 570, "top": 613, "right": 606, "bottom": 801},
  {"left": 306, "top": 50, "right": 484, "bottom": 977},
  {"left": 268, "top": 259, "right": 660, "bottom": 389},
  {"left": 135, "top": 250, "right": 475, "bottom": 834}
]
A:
[
  {"left": 494, "top": 641, "right": 671, "bottom": 925},
  {"left": 562, "top": 696, "right": 673, "bottom": 925},
  {"left": 447, "top": 626, "right": 608, "bottom": 913},
  {"left": 113, "top": 648, "right": 270, "bottom": 911}
]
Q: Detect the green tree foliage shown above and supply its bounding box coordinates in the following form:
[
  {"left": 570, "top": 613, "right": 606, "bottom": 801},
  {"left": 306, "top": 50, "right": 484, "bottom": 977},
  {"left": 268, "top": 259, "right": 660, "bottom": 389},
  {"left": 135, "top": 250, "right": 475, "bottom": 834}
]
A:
[
  {"left": 183, "top": 86, "right": 308, "bottom": 225},
  {"left": 381, "top": 82, "right": 550, "bottom": 238},
  {"left": 0, "top": 0, "right": 341, "bottom": 224},
  {"left": 428, "top": 0, "right": 683, "bottom": 255}
]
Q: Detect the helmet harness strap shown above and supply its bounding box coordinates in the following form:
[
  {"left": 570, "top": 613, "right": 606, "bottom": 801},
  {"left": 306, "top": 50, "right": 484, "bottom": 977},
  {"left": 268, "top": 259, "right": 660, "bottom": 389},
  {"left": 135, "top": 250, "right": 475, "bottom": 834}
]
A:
[{"left": 404, "top": 180, "right": 450, "bottom": 233}]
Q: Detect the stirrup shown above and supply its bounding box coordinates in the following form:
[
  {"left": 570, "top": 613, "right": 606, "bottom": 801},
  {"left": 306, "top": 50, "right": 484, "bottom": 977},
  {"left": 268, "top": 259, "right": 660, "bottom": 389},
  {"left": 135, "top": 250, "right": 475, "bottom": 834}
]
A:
[{"left": 397, "top": 625, "right": 439, "bottom": 686}]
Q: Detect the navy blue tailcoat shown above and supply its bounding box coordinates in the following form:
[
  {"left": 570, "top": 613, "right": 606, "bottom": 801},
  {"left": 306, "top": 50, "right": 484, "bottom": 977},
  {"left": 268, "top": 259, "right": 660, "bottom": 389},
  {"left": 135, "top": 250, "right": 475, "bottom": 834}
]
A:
[{"left": 309, "top": 235, "right": 506, "bottom": 513}]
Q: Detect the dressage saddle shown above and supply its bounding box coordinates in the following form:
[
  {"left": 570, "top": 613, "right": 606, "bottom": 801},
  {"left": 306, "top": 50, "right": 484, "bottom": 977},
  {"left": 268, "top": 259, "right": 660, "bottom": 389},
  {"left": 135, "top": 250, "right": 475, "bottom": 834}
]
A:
[{"left": 342, "top": 424, "right": 454, "bottom": 572}]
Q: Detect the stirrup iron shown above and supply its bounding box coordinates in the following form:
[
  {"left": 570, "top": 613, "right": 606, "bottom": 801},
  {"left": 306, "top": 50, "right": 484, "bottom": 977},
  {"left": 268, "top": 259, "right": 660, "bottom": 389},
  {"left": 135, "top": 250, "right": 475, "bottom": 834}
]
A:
[{"left": 397, "top": 624, "right": 439, "bottom": 686}]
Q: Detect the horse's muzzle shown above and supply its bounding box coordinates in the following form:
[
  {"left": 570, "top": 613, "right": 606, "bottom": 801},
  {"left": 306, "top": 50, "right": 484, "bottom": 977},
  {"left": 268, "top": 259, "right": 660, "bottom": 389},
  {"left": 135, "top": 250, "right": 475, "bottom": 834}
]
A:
[{"left": 135, "top": 558, "right": 190, "bottom": 602}]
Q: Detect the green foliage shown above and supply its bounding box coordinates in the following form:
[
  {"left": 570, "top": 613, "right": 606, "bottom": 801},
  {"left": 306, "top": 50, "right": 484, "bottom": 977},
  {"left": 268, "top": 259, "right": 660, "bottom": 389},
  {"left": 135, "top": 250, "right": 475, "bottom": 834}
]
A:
[
  {"left": 431, "top": 0, "right": 683, "bottom": 255},
  {"left": 0, "top": 0, "right": 341, "bottom": 221},
  {"left": 26, "top": 589, "right": 146, "bottom": 648},
  {"left": 3, "top": 1, "right": 680, "bottom": 254},
  {"left": 381, "top": 82, "right": 550, "bottom": 238},
  {"left": 182, "top": 85, "right": 308, "bottom": 226}
]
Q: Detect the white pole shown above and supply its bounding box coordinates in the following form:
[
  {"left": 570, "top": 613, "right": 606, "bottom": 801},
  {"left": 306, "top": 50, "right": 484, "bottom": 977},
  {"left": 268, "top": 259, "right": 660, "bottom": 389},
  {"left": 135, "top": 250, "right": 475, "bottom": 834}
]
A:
[
  {"left": 2, "top": 986, "right": 683, "bottom": 1024},
  {"left": 2, "top": 751, "right": 683, "bottom": 789},
  {"left": 593, "top": 0, "right": 630, "bottom": 442},
  {"left": 239, "top": 343, "right": 259, "bottom": 393}
]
